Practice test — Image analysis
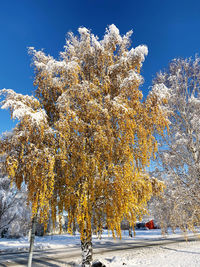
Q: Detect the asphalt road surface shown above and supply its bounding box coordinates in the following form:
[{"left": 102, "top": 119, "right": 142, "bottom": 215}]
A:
[{"left": 0, "top": 235, "right": 199, "bottom": 267}]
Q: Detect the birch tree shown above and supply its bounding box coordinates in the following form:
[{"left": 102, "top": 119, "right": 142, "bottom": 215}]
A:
[
  {"left": 151, "top": 57, "right": 200, "bottom": 232},
  {"left": 30, "top": 25, "right": 168, "bottom": 266},
  {"left": 0, "top": 91, "right": 56, "bottom": 266},
  {"left": 1, "top": 25, "right": 168, "bottom": 266}
]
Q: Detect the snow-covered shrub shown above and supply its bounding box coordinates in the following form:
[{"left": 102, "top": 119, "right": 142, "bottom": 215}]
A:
[{"left": 0, "top": 160, "right": 31, "bottom": 238}]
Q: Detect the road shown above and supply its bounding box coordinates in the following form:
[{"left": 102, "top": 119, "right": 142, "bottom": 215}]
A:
[{"left": 0, "top": 235, "right": 199, "bottom": 267}]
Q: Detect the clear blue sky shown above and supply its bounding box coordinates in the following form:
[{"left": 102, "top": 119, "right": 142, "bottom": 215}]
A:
[{"left": 1, "top": 0, "right": 200, "bottom": 133}]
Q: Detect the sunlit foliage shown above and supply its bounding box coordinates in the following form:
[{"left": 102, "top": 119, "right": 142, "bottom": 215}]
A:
[
  {"left": 29, "top": 25, "right": 167, "bottom": 238},
  {"left": 0, "top": 26, "right": 168, "bottom": 263}
]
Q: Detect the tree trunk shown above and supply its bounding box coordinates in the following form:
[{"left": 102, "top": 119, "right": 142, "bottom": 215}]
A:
[
  {"left": 73, "top": 220, "right": 76, "bottom": 236},
  {"left": 129, "top": 226, "right": 133, "bottom": 237},
  {"left": 81, "top": 230, "right": 93, "bottom": 267},
  {"left": 28, "top": 216, "right": 37, "bottom": 267}
]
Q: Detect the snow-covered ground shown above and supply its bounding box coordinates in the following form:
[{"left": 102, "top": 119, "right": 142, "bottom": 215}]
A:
[
  {"left": 0, "top": 229, "right": 199, "bottom": 266},
  {"left": 95, "top": 240, "right": 200, "bottom": 267}
]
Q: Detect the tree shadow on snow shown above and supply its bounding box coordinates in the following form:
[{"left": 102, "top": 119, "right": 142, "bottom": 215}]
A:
[{"left": 160, "top": 246, "right": 200, "bottom": 255}]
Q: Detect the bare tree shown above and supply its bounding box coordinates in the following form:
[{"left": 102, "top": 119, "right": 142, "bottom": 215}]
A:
[{"left": 151, "top": 57, "right": 200, "bottom": 232}]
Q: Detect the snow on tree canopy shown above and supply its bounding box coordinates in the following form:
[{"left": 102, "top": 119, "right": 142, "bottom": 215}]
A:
[
  {"left": 151, "top": 57, "right": 200, "bottom": 232},
  {"left": 0, "top": 89, "right": 47, "bottom": 125},
  {"left": 151, "top": 83, "right": 171, "bottom": 101},
  {"left": 0, "top": 25, "right": 169, "bottom": 266}
]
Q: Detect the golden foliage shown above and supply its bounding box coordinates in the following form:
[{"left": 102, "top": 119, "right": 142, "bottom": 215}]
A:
[
  {"left": 1, "top": 25, "right": 168, "bottom": 239},
  {"left": 32, "top": 26, "right": 167, "bottom": 239},
  {"left": 0, "top": 102, "right": 56, "bottom": 226}
]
